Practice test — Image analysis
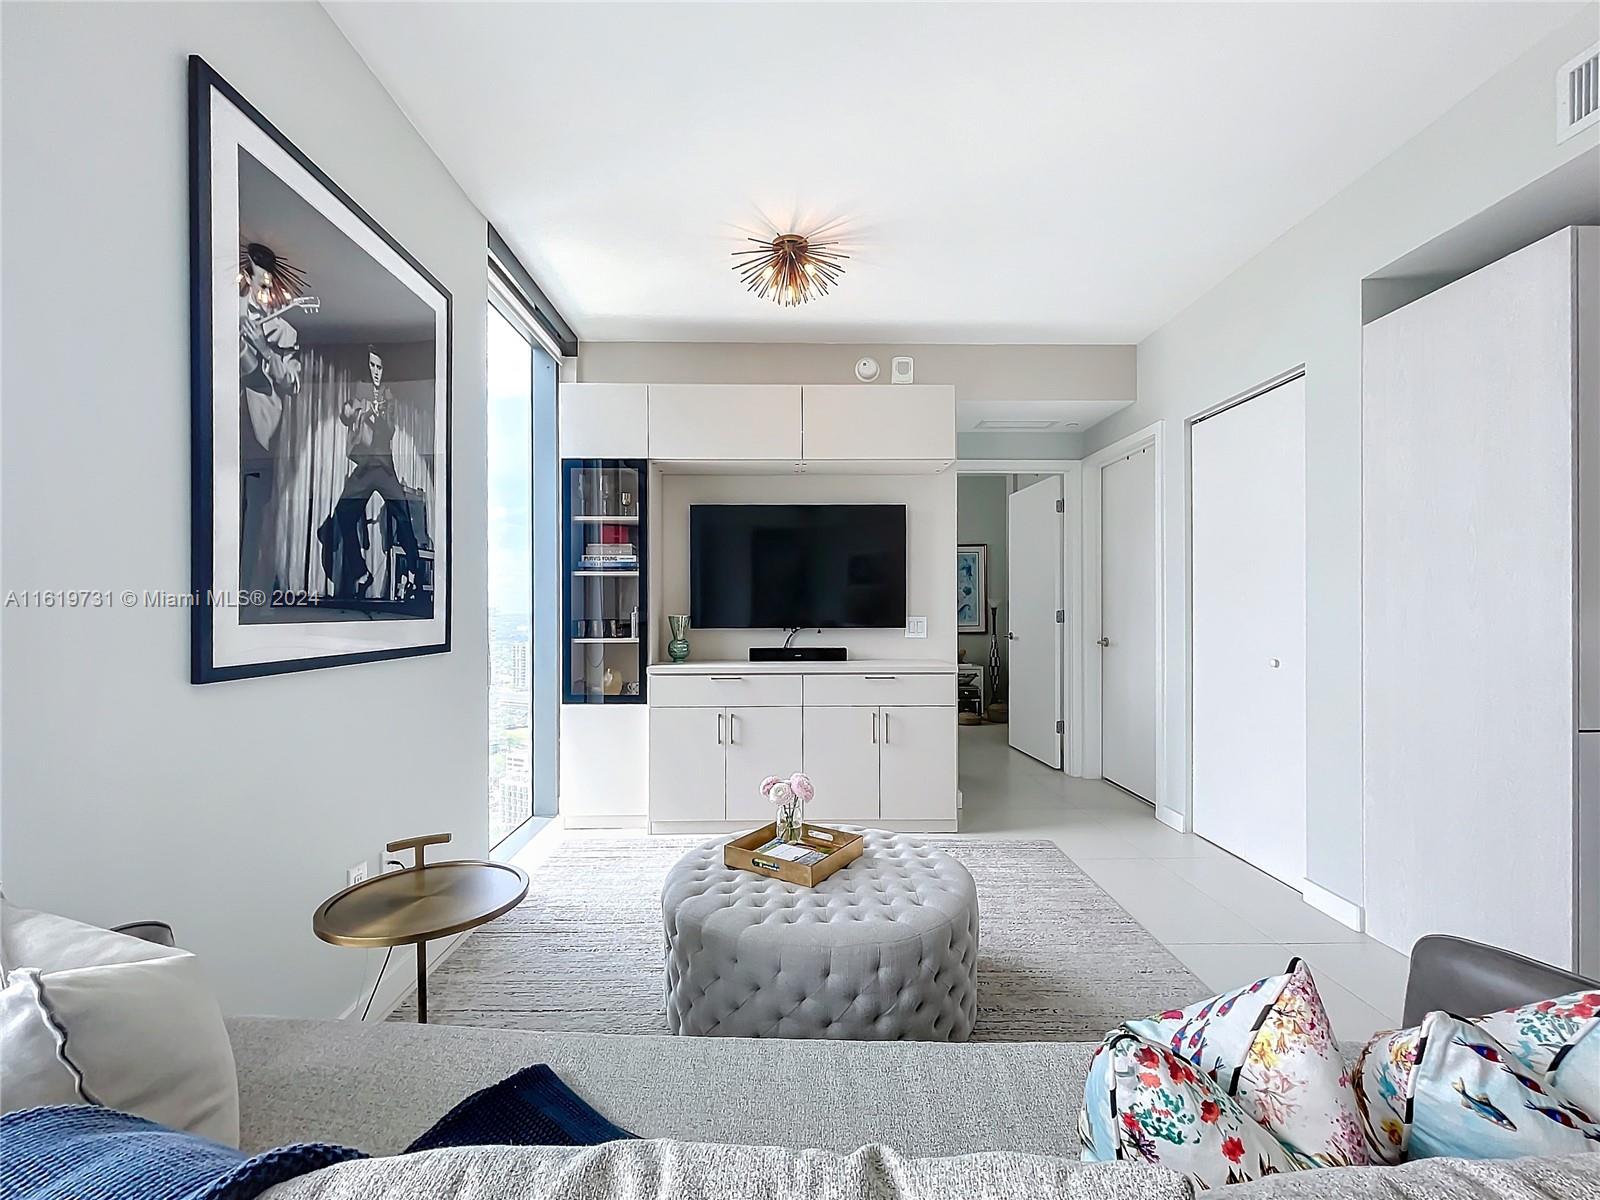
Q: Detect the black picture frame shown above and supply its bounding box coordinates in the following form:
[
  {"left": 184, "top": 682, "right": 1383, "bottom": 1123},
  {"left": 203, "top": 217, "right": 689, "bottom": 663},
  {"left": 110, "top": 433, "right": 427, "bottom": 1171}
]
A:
[{"left": 189, "top": 56, "right": 452, "bottom": 683}]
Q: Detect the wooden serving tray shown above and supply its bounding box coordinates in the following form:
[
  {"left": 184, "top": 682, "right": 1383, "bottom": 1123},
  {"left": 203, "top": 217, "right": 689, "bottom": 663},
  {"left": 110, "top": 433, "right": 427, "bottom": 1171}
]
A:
[{"left": 723, "top": 823, "right": 864, "bottom": 887}]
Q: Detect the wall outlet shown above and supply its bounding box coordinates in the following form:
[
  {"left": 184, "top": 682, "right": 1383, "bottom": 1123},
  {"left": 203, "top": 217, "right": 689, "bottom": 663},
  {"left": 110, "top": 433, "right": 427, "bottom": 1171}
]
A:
[
  {"left": 379, "top": 847, "right": 406, "bottom": 874},
  {"left": 905, "top": 615, "right": 928, "bottom": 639},
  {"left": 346, "top": 860, "right": 369, "bottom": 888}
]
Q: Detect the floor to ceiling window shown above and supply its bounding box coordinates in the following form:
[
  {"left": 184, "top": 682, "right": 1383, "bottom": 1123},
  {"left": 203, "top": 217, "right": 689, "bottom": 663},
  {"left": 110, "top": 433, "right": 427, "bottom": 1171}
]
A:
[{"left": 487, "top": 282, "right": 558, "bottom": 851}]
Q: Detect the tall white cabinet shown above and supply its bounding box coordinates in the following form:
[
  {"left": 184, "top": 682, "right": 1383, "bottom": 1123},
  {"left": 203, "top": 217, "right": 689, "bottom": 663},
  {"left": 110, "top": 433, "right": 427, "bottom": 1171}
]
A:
[{"left": 1362, "top": 227, "right": 1598, "bottom": 975}]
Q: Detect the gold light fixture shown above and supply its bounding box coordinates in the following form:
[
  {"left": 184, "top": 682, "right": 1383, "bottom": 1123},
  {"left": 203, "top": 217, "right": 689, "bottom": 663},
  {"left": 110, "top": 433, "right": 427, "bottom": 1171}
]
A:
[{"left": 732, "top": 233, "right": 847, "bottom": 307}]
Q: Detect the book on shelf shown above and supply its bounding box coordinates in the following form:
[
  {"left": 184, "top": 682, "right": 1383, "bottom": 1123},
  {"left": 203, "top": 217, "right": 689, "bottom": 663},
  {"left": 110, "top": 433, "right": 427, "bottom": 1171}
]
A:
[
  {"left": 578, "top": 558, "right": 639, "bottom": 571},
  {"left": 583, "top": 543, "right": 635, "bottom": 557}
]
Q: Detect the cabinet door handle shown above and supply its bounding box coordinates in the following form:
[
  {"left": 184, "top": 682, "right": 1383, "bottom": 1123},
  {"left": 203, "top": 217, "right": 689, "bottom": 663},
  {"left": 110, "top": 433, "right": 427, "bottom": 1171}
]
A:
[
  {"left": 872, "top": 710, "right": 879, "bottom": 744},
  {"left": 717, "top": 712, "right": 724, "bottom": 745},
  {"left": 883, "top": 711, "right": 890, "bottom": 744},
  {"left": 728, "top": 712, "right": 737, "bottom": 745},
  {"left": 710, "top": 675, "right": 743, "bottom": 681},
  {"left": 864, "top": 675, "right": 896, "bottom": 680}
]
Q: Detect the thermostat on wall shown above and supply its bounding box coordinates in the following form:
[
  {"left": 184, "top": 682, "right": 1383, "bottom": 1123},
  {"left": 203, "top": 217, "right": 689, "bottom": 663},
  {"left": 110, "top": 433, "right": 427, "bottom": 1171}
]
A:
[{"left": 891, "top": 356, "right": 914, "bottom": 384}]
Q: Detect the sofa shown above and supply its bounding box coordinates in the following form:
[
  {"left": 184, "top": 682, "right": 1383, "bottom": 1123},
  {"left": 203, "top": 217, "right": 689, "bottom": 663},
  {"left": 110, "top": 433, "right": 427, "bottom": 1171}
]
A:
[{"left": 232, "top": 1018, "right": 1598, "bottom": 1199}]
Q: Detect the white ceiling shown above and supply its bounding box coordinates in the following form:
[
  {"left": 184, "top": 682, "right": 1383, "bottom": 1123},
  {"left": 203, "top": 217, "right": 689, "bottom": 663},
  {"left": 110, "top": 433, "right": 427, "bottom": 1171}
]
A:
[{"left": 328, "top": 2, "right": 1583, "bottom": 345}]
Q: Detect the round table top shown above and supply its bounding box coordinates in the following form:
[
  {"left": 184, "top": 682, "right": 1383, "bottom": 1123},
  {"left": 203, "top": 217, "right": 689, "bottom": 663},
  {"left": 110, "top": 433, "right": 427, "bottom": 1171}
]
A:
[{"left": 313, "top": 860, "right": 528, "bottom": 948}]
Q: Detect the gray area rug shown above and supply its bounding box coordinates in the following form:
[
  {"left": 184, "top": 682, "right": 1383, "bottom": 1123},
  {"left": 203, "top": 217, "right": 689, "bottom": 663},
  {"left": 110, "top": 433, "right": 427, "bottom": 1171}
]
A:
[{"left": 393, "top": 837, "right": 1209, "bottom": 1040}]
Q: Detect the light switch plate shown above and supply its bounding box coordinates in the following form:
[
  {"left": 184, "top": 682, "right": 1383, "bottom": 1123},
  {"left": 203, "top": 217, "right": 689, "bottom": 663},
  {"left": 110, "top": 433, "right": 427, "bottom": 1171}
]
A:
[{"left": 905, "top": 615, "right": 928, "bottom": 638}]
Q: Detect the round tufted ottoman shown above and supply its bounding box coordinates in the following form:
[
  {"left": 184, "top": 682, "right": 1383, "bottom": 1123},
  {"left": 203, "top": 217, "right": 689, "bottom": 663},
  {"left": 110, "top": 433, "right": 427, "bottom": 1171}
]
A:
[{"left": 661, "top": 830, "right": 979, "bottom": 1041}]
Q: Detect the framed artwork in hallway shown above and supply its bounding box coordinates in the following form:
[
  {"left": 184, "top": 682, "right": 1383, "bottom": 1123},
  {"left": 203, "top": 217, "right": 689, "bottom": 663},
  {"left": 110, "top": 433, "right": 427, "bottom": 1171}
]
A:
[
  {"left": 188, "top": 57, "right": 452, "bottom": 683},
  {"left": 956, "top": 544, "right": 988, "bottom": 633}
]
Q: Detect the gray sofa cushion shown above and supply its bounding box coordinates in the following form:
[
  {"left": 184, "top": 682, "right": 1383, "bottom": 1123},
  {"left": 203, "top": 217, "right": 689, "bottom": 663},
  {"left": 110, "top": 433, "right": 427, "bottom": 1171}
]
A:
[
  {"left": 260, "top": 1141, "right": 1193, "bottom": 1200},
  {"left": 228, "top": 1017, "right": 1090, "bottom": 1159},
  {"left": 1226, "top": 1153, "right": 1599, "bottom": 1198},
  {"left": 662, "top": 832, "right": 980, "bottom": 1040}
]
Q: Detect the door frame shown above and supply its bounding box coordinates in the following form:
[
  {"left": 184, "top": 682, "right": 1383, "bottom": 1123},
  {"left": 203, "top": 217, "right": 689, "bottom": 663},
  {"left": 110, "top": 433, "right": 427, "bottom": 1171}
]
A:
[
  {"left": 1080, "top": 423, "right": 1170, "bottom": 824},
  {"left": 953, "top": 460, "right": 1082, "bottom": 776}
]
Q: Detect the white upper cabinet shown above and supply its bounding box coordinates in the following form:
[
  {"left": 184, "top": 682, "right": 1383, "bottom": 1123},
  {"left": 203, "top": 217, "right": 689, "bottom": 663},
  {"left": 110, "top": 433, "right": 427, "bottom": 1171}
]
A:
[
  {"left": 559, "top": 383, "right": 649, "bottom": 459},
  {"left": 801, "top": 384, "right": 955, "bottom": 462},
  {"left": 648, "top": 385, "right": 802, "bottom": 460}
]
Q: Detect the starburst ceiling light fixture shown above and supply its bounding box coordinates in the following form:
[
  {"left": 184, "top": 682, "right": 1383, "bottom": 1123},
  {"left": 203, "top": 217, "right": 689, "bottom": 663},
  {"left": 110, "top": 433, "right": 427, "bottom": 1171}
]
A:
[{"left": 732, "top": 233, "right": 848, "bottom": 307}]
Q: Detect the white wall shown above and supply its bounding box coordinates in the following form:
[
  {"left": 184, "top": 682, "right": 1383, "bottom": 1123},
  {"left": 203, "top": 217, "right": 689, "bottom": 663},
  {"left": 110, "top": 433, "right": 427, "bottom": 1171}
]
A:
[
  {"left": 656, "top": 473, "right": 956, "bottom": 663},
  {"left": 578, "top": 342, "right": 1134, "bottom": 405},
  {"left": 1083, "top": 12, "right": 1600, "bottom": 908},
  {"left": 0, "top": 2, "right": 489, "bottom": 1017}
]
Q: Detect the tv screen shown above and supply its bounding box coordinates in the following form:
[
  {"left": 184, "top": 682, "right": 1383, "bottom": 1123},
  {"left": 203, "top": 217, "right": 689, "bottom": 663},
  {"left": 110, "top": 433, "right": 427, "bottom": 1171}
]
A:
[{"left": 690, "top": 504, "right": 907, "bottom": 629}]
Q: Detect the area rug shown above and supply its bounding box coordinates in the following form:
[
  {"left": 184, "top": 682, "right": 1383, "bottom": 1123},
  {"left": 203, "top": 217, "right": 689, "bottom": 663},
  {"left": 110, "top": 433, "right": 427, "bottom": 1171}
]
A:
[{"left": 392, "top": 837, "right": 1209, "bottom": 1040}]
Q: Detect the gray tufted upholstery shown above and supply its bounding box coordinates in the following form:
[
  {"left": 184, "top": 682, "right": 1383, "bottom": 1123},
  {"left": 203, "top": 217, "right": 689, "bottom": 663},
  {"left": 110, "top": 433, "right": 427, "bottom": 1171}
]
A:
[{"left": 662, "top": 830, "right": 979, "bottom": 1041}]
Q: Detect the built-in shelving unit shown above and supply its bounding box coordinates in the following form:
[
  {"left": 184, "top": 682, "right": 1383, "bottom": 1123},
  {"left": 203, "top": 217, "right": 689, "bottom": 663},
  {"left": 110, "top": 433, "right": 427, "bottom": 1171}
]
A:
[{"left": 561, "top": 459, "right": 647, "bottom": 705}]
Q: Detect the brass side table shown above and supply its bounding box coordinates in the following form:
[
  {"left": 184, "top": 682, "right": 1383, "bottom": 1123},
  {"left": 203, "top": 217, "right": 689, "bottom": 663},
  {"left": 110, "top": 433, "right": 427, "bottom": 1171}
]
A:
[{"left": 313, "top": 833, "right": 528, "bottom": 1023}]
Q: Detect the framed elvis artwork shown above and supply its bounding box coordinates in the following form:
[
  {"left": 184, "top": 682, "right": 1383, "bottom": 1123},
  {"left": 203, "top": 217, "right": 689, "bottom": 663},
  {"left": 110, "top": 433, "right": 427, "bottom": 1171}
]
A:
[{"left": 189, "top": 57, "right": 451, "bottom": 683}]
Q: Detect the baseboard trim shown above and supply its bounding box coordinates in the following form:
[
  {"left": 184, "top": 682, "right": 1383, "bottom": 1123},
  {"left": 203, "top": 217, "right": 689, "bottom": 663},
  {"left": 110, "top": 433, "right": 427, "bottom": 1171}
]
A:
[
  {"left": 337, "top": 929, "right": 472, "bottom": 1023},
  {"left": 1155, "top": 807, "right": 1185, "bottom": 833},
  {"left": 1301, "top": 879, "right": 1364, "bottom": 932}
]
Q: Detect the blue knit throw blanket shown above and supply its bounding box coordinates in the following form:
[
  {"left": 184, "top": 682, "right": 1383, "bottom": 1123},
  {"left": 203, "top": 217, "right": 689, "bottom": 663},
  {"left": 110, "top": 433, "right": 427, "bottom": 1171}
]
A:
[{"left": 1, "top": 1063, "right": 635, "bottom": 1199}]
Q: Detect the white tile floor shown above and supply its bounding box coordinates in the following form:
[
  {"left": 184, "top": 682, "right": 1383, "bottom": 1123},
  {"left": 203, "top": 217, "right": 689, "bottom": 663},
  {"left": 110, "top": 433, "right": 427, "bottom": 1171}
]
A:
[{"left": 957, "top": 724, "right": 1408, "bottom": 1041}]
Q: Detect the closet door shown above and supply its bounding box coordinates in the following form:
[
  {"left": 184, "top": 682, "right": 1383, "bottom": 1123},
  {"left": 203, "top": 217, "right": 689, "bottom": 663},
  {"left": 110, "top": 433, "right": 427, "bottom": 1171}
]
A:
[{"left": 1192, "top": 375, "right": 1307, "bottom": 889}]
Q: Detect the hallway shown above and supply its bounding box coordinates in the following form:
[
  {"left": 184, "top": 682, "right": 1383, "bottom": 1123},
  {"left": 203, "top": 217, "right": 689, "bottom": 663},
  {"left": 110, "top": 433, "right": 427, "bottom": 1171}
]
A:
[{"left": 957, "top": 724, "right": 1407, "bottom": 1040}]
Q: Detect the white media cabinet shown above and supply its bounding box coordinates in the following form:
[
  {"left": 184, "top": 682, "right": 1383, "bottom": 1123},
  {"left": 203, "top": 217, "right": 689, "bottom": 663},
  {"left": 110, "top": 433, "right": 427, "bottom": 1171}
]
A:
[
  {"left": 556, "top": 381, "right": 960, "bottom": 833},
  {"left": 647, "top": 660, "right": 959, "bottom": 834}
]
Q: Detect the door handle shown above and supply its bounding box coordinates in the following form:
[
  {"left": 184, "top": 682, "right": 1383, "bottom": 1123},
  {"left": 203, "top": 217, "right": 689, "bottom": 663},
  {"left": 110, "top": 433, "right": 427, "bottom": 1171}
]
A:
[
  {"left": 710, "top": 675, "right": 743, "bottom": 682},
  {"left": 727, "top": 712, "right": 737, "bottom": 745},
  {"left": 1006, "top": 632, "right": 1016, "bottom": 641},
  {"left": 717, "top": 712, "right": 724, "bottom": 745},
  {"left": 1096, "top": 637, "right": 1110, "bottom": 648},
  {"left": 864, "top": 675, "right": 897, "bottom": 680},
  {"left": 882, "top": 711, "right": 890, "bottom": 744},
  {"left": 871, "top": 711, "right": 879, "bottom": 744}
]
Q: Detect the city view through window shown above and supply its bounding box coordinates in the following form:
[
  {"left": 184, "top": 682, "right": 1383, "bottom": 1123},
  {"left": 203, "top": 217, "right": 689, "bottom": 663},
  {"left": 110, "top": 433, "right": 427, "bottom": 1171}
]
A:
[{"left": 487, "top": 307, "right": 534, "bottom": 846}]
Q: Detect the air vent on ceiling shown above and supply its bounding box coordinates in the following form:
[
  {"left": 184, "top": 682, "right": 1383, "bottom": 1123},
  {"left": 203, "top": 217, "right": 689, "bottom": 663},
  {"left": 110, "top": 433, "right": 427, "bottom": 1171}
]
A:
[
  {"left": 974, "top": 419, "right": 1057, "bottom": 431},
  {"left": 1557, "top": 43, "right": 1599, "bottom": 143}
]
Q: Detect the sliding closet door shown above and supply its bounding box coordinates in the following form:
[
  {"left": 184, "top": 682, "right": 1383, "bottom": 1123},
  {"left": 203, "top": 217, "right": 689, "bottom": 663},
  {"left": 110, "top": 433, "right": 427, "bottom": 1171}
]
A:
[{"left": 1192, "top": 376, "right": 1306, "bottom": 888}]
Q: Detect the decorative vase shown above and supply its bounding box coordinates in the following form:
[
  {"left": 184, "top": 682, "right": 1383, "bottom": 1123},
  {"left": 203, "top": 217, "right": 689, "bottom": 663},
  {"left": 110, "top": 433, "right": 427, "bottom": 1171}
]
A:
[
  {"left": 777, "top": 802, "right": 801, "bottom": 844},
  {"left": 667, "top": 614, "right": 691, "bottom": 663},
  {"left": 987, "top": 603, "right": 1003, "bottom": 704}
]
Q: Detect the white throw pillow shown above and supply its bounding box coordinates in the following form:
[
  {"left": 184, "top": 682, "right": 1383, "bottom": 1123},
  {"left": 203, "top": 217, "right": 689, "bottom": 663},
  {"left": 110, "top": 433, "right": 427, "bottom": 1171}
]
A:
[{"left": 0, "top": 898, "right": 239, "bottom": 1145}]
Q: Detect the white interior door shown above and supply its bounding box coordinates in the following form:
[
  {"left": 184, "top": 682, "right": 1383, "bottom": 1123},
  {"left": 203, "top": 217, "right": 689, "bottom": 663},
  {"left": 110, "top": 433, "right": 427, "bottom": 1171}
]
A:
[
  {"left": 1192, "top": 377, "right": 1307, "bottom": 888},
  {"left": 1007, "top": 477, "right": 1063, "bottom": 768},
  {"left": 1100, "top": 447, "right": 1158, "bottom": 801}
]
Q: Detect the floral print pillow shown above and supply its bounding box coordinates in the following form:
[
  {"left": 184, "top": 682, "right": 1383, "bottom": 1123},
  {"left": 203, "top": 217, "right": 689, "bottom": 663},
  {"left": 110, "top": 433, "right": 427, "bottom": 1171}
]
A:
[
  {"left": 1352, "top": 1024, "right": 1422, "bottom": 1163},
  {"left": 1128, "top": 958, "right": 1370, "bottom": 1169},
  {"left": 1469, "top": 988, "right": 1600, "bottom": 1075},
  {"left": 1079, "top": 1031, "right": 1303, "bottom": 1189},
  {"left": 1406, "top": 1010, "right": 1600, "bottom": 1160},
  {"left": 1232, "top": 960, "right": 1373, "bottom": 1168},
  {"left": 1352, "top": 989, "right": 1600, "bottom": 1163}
]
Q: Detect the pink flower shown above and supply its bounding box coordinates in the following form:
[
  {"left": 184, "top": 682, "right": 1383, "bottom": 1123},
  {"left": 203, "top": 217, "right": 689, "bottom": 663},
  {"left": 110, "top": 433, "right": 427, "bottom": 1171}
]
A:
[
  {"left": 1221, "top": 1136, "right": 1245, "bottom": 1164},
  {"left": 759, "top": 776, "right": 782, "bottom": 798},
  {"left": 788, "top": 773, "right": 814, "bottom": 804},
  {"left": 769, "top": 781, "right": 795, "bottom": 807}
]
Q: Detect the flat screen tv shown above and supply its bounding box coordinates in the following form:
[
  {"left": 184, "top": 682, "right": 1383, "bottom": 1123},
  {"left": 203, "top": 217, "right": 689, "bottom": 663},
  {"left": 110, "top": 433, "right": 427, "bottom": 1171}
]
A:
[{"left": 690, "top": 504, "right": 907, "bottom": 629}]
